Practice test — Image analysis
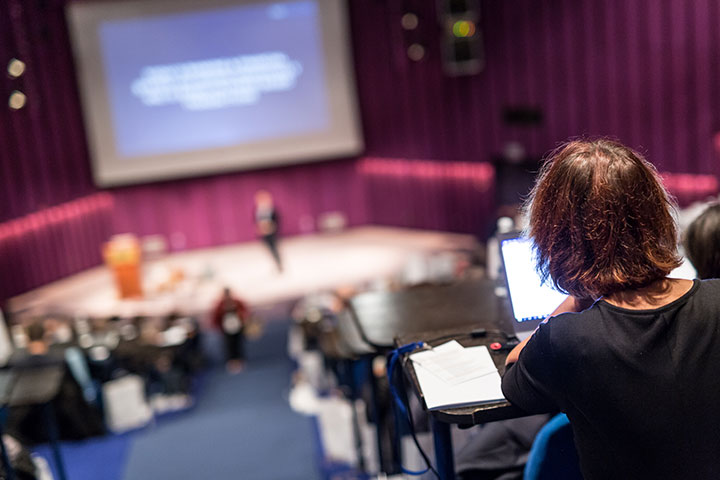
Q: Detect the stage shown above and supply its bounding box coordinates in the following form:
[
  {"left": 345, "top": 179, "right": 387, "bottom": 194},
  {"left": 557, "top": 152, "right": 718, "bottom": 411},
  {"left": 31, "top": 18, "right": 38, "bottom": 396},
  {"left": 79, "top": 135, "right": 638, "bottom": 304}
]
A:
[{"left": 7, "top": 226, "right": 477, "bottom": 322}]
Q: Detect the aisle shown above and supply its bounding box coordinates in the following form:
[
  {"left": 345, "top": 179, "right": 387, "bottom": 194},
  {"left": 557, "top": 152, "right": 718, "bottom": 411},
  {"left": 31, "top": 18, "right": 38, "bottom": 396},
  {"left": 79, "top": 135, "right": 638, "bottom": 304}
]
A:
[{"left": 122, "top": 319, "right": 318, "bottom": 480}]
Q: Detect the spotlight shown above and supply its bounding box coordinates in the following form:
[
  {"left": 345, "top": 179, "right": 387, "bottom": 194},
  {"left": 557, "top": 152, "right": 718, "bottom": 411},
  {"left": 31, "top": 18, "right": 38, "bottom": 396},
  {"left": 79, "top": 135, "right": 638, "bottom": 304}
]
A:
[
  {"left": 401, "top": 12, "right": 419, "bottom": 31},
  {"left": 438, "top": 0, "right": 484, "bottom": 76},
  {"left": 407, "top": 43, "right": 426, "bottom": 61},
  {"left": 8, "top": 90, "right": 27, "bottom": 110},
  {"left": 7, "top": 58, "right": 26, "bottom": 78},
  {"left": 452, "top": 20, "right": 476, "bottom": 38}
]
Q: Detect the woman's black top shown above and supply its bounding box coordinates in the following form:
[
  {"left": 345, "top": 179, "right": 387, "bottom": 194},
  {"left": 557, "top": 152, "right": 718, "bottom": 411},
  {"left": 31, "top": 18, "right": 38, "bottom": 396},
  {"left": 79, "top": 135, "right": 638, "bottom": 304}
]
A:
[{"left": 502, "top": 279, "right": 720, "bottom": 479}]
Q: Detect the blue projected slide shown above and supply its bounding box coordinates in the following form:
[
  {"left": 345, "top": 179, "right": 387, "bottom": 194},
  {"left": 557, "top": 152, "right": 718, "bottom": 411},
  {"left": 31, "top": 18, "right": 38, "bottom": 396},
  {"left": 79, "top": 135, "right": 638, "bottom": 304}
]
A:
[{"left": 99, "top": 1, "right": 329, "bottom": 158}]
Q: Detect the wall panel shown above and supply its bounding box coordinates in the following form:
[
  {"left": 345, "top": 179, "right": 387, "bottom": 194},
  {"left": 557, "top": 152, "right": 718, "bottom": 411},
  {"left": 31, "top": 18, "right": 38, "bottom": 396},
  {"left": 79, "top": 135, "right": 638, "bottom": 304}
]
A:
[{"left": 349, "top": 0, "right": 720, "bottom": 171}]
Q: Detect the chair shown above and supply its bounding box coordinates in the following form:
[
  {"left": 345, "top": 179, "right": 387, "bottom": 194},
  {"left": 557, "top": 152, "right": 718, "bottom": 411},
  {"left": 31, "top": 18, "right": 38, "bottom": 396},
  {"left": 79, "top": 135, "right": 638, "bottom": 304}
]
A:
[
  {"left": 524, "top": 413, "right": 583, "bottom": 480},
  {"left": 64, "top": 347, "right": 98, "bottom": 403}
]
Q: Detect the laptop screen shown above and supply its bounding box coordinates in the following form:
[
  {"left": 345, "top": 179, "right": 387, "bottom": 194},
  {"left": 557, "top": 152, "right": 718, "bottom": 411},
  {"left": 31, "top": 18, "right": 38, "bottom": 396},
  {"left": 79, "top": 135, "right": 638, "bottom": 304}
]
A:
[{"left": 500, "top": 235, "right": 568, "bottom": 323}]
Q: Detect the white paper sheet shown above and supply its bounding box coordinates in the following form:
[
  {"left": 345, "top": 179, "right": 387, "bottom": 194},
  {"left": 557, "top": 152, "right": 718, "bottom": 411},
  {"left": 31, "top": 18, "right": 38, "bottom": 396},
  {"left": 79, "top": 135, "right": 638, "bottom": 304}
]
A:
[
  {"left": 412, "top": 345, "right": 505, "bottom": 410},
  {"left": 410, "top": 340, "right": 498, "bottom": 385}
]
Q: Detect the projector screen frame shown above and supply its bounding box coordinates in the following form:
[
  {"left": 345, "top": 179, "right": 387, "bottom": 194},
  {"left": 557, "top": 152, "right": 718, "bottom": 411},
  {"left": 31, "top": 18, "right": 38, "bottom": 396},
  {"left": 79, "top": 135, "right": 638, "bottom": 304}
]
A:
[{"left": 66, "top": 0, "right": 364, "bottom": 187}]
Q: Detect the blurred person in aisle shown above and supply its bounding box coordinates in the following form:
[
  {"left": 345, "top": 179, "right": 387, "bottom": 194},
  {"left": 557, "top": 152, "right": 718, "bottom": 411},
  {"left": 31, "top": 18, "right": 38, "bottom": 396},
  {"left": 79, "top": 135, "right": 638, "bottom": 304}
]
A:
[
  {"left": 212, "top": 287, "right": 250, "bottom": 374},
  {"left": 254, "top": 189, "right": 282, "bottom": 272}
]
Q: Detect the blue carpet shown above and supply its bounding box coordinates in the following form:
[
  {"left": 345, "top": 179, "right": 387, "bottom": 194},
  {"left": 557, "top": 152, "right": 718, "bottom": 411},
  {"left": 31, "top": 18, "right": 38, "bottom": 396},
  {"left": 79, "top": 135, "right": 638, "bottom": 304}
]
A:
[
  {"left": 122, "top": 319, "right": 319, "bottom": 480},
  {"left": 33, "top": 319, "right": 319, "bottom": 480},
  {"left": 31, "top": 433, "right": 132, "bottom": 480}
]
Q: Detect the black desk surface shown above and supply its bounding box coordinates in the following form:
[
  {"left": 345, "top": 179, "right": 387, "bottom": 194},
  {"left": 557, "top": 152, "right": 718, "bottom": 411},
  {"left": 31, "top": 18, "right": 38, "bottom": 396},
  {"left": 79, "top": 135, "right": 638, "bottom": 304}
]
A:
[
  {"left": 350, "top": 278, "right": 530, "bottom": 425},
  {"left": 349, "top": 278, "right": 515, "bottom": 349}
]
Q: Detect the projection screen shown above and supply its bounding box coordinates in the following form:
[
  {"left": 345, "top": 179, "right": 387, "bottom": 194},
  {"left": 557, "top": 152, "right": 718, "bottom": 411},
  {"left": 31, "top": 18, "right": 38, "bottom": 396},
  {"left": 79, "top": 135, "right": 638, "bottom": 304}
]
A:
[{"left": 66, "top": 0, "right": 363, "bottom": 186}]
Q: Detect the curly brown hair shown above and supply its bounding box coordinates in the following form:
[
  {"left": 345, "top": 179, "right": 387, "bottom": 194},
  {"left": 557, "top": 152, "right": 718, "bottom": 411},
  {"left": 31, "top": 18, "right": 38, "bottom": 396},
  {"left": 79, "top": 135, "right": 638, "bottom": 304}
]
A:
[{"left": 525, "top": 139, "right": 682, "bottom": 299}]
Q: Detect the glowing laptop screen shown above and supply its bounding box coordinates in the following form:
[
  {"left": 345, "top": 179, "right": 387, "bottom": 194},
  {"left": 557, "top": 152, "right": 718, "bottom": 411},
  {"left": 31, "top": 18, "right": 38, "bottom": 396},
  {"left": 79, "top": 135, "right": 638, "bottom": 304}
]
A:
[{"left": 500, "top": 236, "right": 568, "bottom": 323}]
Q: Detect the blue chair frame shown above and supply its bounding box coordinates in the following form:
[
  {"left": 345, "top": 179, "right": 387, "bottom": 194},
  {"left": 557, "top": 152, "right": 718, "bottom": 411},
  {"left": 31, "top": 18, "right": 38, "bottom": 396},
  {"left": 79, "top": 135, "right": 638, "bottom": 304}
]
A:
[{"left": 524, "top": 413, "right": 583, "bottom": 480}]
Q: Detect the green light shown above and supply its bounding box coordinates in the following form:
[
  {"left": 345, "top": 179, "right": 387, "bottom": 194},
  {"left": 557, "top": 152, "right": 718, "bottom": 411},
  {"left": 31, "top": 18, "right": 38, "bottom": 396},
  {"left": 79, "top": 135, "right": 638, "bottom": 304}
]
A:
[{"left": 452, "top": 20, "right": 475, "bottom": 38}]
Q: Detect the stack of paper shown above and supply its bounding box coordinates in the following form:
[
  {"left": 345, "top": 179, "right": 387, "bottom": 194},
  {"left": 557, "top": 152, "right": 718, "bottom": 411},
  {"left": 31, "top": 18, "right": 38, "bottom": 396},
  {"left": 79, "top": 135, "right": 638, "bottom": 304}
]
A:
[{"left": 410, "top": 340, "right": 505, "bottom": 410}]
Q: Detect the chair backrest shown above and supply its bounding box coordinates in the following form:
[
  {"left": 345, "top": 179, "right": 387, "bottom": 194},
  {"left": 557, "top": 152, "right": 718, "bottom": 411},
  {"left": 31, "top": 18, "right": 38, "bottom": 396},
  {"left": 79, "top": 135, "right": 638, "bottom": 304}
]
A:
[
  {"left": 64, "top": 346, "right": 97, "bottom": 403},
  {"left": 524, "top": 413, "right": 583, "bottom": 480}
]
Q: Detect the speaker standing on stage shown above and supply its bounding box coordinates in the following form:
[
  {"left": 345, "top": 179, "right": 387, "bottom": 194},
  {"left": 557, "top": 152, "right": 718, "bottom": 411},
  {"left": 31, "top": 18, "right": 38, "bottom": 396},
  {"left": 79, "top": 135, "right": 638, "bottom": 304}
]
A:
[
  {"left": 212, "top": 288, "right": 249, "bottom": 374},
  {"left": 254, "top": 190, "right": 282, "bottom": 273}
]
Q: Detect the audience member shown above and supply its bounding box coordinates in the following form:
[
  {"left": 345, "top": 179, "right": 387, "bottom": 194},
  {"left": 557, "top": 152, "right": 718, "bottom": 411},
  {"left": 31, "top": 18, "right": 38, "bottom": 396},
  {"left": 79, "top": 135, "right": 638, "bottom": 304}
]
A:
[
  {"left": 25, "top": 322, "right": 49, "bottom": 358},
  {"left": 684, "top": 203, "right": 720, "bottom": 279},
  {"left": 167, "top": 312, "right": 205, "bottom": 375},
  {"left": 8, "top": 322, "right": 105, "bottom": 444},
  {"left": 212, "top": 288, "right": 250, "bottom": 374},
  {"left": 502, "top": 139, "right": 720, "bottom": 479}
]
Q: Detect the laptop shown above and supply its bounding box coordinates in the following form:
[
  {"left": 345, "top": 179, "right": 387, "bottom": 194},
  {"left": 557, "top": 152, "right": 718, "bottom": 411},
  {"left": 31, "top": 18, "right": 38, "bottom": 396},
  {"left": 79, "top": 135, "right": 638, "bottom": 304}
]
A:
[{"left": 498, "top": 233, "right": 568, "bottom": 340}]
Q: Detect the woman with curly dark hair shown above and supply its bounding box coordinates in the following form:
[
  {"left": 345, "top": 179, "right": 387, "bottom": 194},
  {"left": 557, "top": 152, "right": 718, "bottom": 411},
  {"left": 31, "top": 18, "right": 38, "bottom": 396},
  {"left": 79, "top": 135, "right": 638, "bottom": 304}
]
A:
[{"left": 501, "top": 139, "right": 720, "bottom": 479}]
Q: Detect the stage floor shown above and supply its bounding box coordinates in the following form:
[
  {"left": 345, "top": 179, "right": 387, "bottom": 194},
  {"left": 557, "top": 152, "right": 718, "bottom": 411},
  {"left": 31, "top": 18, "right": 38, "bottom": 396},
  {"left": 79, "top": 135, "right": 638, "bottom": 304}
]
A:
[{"left": 8, "top": 226, "right": 477, "bottom": 321}]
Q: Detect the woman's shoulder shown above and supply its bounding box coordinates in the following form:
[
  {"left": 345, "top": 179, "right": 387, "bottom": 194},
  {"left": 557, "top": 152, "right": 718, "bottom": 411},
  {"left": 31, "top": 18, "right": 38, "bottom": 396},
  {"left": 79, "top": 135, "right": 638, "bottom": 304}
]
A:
[
  {"left": 536, "top": 306, "right": 602, "bottom": 343},
  {"left": 691, "top": 278, "right": 720, "bottom": 304},
  {"left": 544, "top": 279, "right": 720, "bottom": 327},
  {"left": 698, "top": 278, "right": 720, "bottom": 289}
]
